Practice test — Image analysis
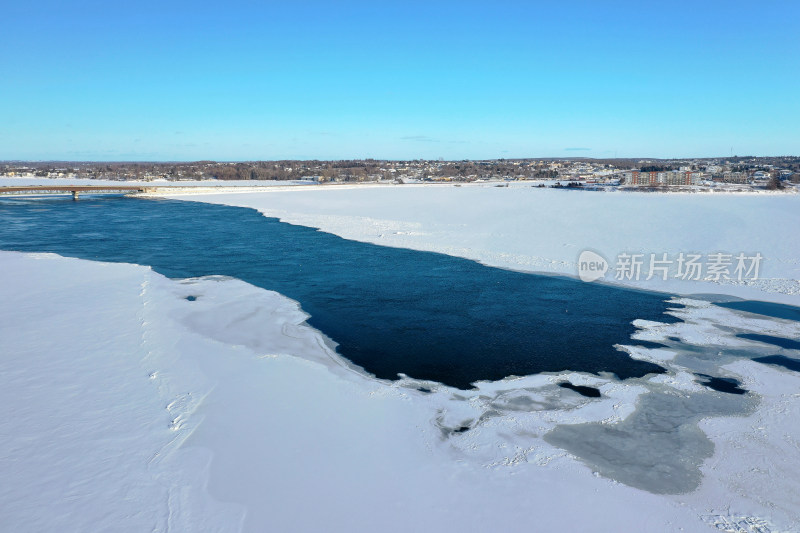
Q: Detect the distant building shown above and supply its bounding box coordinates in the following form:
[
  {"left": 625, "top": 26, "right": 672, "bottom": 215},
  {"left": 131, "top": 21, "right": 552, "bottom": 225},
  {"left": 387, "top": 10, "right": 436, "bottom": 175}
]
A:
[
  {"left": 624, "top": 170, "right": 701, "bottom": 186},
  {"left": 721, "top": 171, "right": 748, "bottom": 184},
  {"left": 752, "top": 171, "right": 770, "bottom": 181}
]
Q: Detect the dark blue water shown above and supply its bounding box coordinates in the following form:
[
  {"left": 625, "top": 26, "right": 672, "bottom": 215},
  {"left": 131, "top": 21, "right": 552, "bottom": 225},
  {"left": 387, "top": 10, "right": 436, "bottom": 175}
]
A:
[{"left": 0, "top": 197, "right": 681, "bottom": 389}]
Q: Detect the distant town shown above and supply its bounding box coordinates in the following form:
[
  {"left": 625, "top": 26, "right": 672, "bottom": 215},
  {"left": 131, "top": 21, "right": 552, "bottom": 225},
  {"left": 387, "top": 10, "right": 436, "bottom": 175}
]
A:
[{"left": 3, "top": 156, "right": 799, "bottom": 192}]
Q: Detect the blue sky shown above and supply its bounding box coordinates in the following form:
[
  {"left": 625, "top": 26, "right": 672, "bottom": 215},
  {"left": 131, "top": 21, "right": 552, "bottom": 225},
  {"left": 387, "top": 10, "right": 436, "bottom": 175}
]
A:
[{"left": 2, "top": 0, "right": 798, "bottom": 160}]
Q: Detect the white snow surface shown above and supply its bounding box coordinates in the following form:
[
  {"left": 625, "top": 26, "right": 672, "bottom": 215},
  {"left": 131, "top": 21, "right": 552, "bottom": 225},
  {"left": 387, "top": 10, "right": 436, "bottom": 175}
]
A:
[
  {"left": 3, "top": 251, "right": 800, "bottom": 532},
  {"left": 160, "top": 183, "right": 800, "bottom": 304}
]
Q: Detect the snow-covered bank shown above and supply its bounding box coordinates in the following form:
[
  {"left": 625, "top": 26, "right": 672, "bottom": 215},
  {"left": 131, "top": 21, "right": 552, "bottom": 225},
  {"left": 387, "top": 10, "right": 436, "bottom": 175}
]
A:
[
  {"left": 8, "top": 252, "right": 800, "bottom": 531},
  {"left": 0, "top": 252, "right": 241, "bottom": 531},
  {"left": 159, "top": 184, "right": 800, "bottom": 305}
]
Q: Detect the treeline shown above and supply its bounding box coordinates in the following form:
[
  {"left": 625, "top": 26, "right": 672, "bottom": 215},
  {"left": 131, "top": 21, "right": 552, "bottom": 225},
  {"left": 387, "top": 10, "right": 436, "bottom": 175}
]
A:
[{"left": 208, "top": 160, "right": 388, "bottom": 181}]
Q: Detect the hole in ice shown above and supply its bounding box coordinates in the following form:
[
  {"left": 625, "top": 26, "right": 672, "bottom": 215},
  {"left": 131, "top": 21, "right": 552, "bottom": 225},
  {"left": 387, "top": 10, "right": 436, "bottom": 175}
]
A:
[
  {"left": 716, "top": 300, "right": 800, "bottom": 322},
  {"left": 695, "top": 374, "right": 747, "bottom": 395},
  {"left": 558, "top": 382, "right": 601, "bottom": 398},
  {"left": 630, "top": 340, "right": 669, "bottom": 349},
  {"left": 753, "top": 355, "right": 800, "bottom": 372},
  {"left": 737, "top": 333, "right": 800, "bottom": 351}
]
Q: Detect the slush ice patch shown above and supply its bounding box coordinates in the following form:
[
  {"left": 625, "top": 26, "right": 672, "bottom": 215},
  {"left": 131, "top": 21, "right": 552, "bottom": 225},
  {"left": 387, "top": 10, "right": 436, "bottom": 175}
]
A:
[{"left": 545, "top": 390, "right": 753, "bottom": 494}]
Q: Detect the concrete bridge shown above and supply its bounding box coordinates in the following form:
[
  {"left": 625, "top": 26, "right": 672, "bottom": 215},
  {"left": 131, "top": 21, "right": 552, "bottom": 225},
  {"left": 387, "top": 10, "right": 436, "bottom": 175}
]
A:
[{"left": 0, "top": 185, "right": 159, "bottom": 200}]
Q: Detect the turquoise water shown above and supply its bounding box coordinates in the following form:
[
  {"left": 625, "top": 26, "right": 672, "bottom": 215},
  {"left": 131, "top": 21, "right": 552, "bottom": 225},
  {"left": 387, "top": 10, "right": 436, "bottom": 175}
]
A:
[{"left": 0, "top": 196, "right": 681, "bottom": 389}]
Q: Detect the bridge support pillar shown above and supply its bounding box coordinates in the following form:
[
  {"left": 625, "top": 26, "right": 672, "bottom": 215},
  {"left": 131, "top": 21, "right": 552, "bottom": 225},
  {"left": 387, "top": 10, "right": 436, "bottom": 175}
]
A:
[{"left": 72, "top": 190, "right": 79, "bottom": 200}]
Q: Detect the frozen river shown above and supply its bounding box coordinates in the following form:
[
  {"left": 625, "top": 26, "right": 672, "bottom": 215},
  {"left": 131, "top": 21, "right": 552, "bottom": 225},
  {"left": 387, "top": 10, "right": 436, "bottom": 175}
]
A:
[{"left": 0, "top": 195, "right": 683, "bottom": 388}]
